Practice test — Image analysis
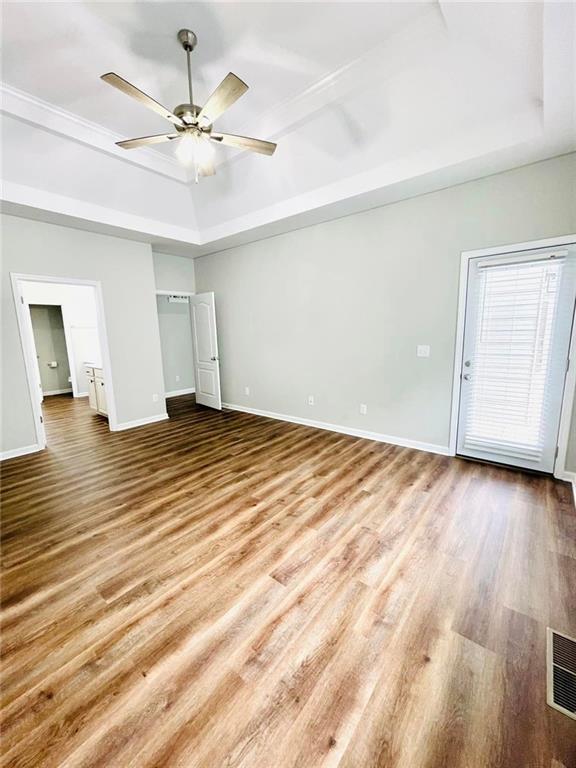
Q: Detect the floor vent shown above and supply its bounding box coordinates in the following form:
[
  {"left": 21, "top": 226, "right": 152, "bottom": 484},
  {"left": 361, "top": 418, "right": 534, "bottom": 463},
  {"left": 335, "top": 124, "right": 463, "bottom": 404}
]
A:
[{"left": 547, "top": 628, "right": 576, "bottom": 719}]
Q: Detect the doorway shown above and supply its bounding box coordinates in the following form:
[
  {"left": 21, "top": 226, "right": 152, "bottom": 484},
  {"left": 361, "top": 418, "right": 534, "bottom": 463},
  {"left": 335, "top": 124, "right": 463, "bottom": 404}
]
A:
[
  {"left": 156, "top": 290, "right": 222, "bottom": 410},
  {"left": 29, "top": 305, "right": 72, "bottom": 398},
  {"left": 451, "top": 238, "right": 576, "bottom": 475},
  {"left": 11, "top": 274, "right": 116, "bottom": 447},
  {"left": 156, "top": 293, "right": 196, "bottom": 398}
]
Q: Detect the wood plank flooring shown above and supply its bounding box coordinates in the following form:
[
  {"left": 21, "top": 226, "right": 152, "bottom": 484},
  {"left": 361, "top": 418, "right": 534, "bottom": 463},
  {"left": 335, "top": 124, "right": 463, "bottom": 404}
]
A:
[{"left": 1, "top": 394, "right": 575, "bottom": 767}]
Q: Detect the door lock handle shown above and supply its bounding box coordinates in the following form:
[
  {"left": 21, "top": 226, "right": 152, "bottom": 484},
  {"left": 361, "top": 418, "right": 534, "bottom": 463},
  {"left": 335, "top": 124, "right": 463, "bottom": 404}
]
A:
[
  {"left": 210, "top": 356, "right": 218, "bottom": 361},
  {"left": 462, "top": 373, "right": 472, "bottom": 381}
]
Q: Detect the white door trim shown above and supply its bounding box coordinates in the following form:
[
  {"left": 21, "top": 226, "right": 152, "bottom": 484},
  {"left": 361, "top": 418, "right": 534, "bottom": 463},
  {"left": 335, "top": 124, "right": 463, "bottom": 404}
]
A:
[
  {"left": 155, "top": 290, "right": 196, "bottom": 297},
  {"left": 448, "top": 234, "right": 576, "bottom": 479},
  {"left": 10, "top": 272, "right": 119, "bottom": 447}
]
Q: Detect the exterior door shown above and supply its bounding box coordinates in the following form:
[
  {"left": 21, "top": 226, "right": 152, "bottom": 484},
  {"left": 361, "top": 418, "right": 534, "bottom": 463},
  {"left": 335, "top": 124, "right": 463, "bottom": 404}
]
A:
[
  {"left": 456, "top": 246, "right": 576, "bottom": 472},
  {"left": 190, "top": 292, "right": 222, "bottom": 410}
]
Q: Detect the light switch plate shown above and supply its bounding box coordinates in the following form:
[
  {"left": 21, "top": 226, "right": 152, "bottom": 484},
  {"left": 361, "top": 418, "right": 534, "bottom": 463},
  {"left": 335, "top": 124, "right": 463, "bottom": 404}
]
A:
[
  {"left": 417, "top": 345, "right": 431, "bottom": 358},
  {"left": 308, "top": 395, "right": 315, "bottom": 406}
]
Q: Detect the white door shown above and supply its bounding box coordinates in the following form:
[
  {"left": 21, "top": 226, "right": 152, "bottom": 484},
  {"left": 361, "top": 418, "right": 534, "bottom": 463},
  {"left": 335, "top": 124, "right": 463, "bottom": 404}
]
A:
[
  {"left": 456, "top": 247, "right": 576, "bottom": 472},
  {"left": 190, "top": 292, "right": 221, "bottom": 410}
]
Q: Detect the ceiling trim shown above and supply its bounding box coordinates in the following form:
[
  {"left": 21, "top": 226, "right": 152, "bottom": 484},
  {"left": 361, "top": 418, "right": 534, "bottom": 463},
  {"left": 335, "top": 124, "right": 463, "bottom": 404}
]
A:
[
  {"left": 3, "top": 152, "right": 575, "bottom": 262},
  {"left": 0, "top": 82, "right": 190, "bottom": 183},
  {"left": 213, "top": 3, "right": 445, "bottom": 171},
  {"left": 1, "top": 180, "right": 200, "bottom": 244},
  {"left": 199, "top": 102, "right": 546, "bottom": 244}
]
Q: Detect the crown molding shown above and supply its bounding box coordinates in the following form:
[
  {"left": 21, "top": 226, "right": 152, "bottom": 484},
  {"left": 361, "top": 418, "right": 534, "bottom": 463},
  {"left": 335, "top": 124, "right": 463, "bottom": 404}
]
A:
[
  {"left": 199, "top": 102, "right": 546, "bottom": 247},
  {"left": 0, "top": 82, "right": 190, "bottom": 183},
  {"left": 1, "top": 180, "right": 201, "bottom": 245},
  {"left": 213, "top": 4, "right": 446, "bottom": 171}
]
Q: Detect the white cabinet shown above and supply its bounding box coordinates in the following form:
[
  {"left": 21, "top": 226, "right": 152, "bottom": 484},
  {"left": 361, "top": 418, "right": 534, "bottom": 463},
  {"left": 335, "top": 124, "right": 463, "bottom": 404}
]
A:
[
  {"left": 95, "top": 372, "right": 107, "bottom": 415},
  {"left": 85, "top": 364, "right": 108, "bottom": 417},
  {"left": 87, "top": 374, "right": 98, "bottom": 410}
]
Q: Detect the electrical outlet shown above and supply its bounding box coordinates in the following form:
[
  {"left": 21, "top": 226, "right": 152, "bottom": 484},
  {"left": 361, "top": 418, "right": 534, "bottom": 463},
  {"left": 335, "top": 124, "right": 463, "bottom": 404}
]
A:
[
  {"left": 417, "top": 345, "right": 431, "bottom": 358},
  {"left": 360, "top": 403, "right": 367, "bottom": 415},
  {"left": 308, "top": 395, "right": 315, "bottom": 406},
  {"left": 244, "top": 386, "right": 250, "bottom": 396},
  {"left": 152, "top": 393, "right": 159, "bottom": 403},
  {"left": 175, "top": 374, "right": 180, "bottom": 383}
]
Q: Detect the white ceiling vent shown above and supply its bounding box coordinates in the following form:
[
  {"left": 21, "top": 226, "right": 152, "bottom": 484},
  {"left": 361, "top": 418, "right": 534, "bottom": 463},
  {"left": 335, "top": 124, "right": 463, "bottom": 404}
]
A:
[
  {"left": 168, "top": 295, "right": 190, "bottom": 304},
  {"left": 547, "top": 628, "right": 576, "bottom": 720}
]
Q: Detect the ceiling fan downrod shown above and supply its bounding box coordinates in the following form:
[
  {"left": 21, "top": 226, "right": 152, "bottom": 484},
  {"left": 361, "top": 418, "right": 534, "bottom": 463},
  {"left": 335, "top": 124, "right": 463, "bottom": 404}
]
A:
[{"left": 177, "top": 29, "right": 197, "bottom": 116}]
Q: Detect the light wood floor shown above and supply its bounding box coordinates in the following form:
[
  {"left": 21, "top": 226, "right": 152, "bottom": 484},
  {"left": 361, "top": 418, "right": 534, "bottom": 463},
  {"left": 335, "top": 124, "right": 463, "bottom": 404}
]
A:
[{"left": 1, "top": 394, "right": 575, "bottom": 768}]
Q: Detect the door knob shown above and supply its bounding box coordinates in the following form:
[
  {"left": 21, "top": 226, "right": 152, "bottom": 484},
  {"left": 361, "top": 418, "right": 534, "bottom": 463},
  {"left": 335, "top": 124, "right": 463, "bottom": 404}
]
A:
[
  {"left": 462, "top": 373, "right": 472, "bottom": 381},
  {"left": 211, "top": 356, "right": 218, "bottom": 361}
]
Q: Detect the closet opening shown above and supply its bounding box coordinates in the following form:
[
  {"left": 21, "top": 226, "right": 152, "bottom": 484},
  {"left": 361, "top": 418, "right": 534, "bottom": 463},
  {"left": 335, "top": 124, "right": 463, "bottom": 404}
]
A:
[{"left": 156, "top": 290, "right": 222, "bottom": 411}]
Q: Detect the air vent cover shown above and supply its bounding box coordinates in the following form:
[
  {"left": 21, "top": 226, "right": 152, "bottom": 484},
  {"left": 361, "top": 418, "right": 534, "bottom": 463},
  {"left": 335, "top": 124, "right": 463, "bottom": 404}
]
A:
[{"left": 547, "top": 628, "right": 576, "bottom": 719}]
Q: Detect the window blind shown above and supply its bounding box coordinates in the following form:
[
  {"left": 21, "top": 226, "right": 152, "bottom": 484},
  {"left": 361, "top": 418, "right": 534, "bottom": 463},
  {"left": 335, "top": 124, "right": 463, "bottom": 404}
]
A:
[{"left": 462, "top": 256, "right": 566, "bottom": 461}]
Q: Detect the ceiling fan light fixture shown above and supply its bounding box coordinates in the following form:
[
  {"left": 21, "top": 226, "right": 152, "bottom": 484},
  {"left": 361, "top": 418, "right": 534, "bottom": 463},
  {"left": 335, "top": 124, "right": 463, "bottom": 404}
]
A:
[
  {"left": 175, "top": 132, "right": 215, "bottom": 181},
  {"left": 174, "top": 132, "right": 197, "bottom": 167}
]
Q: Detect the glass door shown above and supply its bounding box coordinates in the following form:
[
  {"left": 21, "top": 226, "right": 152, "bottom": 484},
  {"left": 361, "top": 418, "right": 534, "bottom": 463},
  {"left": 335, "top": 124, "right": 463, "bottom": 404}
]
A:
[{"left": 457, "top": 247, "right": 576, "bottom": 472}]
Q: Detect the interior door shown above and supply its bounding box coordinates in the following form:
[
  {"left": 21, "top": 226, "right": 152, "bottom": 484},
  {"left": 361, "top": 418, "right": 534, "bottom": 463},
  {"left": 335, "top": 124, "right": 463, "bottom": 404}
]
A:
[
  {"left": 456, "top": 246, "right": 576, "bottom": 472},
  {"left": 190, "top": 292, "right": 222, "bottom": 410}
]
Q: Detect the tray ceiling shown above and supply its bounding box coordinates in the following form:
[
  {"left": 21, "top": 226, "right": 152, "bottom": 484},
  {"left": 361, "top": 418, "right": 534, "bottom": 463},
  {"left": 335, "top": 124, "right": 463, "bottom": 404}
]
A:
[{"left": 1, "top": 1, "right": 574, "bottom": 256}]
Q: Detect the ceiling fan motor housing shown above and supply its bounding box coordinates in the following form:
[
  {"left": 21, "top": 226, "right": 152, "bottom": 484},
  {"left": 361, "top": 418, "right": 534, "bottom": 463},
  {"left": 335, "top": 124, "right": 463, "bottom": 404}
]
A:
[{"left": 174, "top": 103, "right": 208, "bottom": 129}]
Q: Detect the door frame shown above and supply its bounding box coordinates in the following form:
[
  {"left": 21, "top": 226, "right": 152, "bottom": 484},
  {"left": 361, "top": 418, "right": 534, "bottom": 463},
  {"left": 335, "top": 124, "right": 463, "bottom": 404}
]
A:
[
  {"left": 448, "top": 234, "right": 576, "bottom": 480},
  {"left": 11, "top": 272, "right": 118, "bottom": 448}
]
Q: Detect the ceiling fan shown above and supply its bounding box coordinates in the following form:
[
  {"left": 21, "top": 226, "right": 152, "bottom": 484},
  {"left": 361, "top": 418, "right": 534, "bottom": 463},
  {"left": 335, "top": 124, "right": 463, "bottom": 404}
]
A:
[{"left": 101, "top": 29, "right": 277, "bottom": 181}]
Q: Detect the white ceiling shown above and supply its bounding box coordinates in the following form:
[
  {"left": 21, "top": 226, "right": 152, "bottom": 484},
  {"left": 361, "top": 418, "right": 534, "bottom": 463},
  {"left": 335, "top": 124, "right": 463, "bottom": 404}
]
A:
[
  {"left": 1, "top": 1, "right": 575, "bottom": 257},
  {"left": 1, "top": 1, "right": 428, "bottom": 138}
]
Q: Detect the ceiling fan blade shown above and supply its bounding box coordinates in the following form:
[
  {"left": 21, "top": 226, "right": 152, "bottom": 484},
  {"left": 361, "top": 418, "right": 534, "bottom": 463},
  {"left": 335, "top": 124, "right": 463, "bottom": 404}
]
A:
[
  {"left": 101, "top": 73, "right": 185, "bottom": 127},
  {"left": 116, "top": 133, "right": 179, "bottom": 150},
  {"left": 211, "top": 133, "right": 277, "bottom": 156},
  {"left": 197, "top": 73, "right": 248, "bottom": 126}
]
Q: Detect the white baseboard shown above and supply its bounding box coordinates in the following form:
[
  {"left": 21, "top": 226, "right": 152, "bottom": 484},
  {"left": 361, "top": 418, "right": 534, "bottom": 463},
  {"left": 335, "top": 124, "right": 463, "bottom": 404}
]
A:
[
  {"left": 111, "top": 413, "right": 169, "bottom": 432},
  {"left": 554, "top": 469, "right": 575, "bottom": 482},
  {"left": 75, "top": 392, "right": 89, "bottom": 398},
  {"left": 222, "top": 402, "right": 450, "bottom": 457},
  {"left": 166, "top": 387, "right": 196, "bottom": 398},
  {"left": 44, "top": 388, "right": 72, "bottom": 396},
  {"left": 0, "top": 443, "right": 44, "bottom": 461},
  {"left": 551, "top": 470, "right": 576, "bottom": 506},
  {"left": 559, "top": 471, "right": 576, "bottom": 504}
]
